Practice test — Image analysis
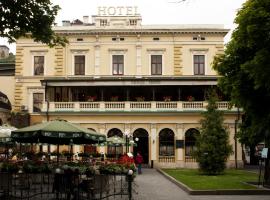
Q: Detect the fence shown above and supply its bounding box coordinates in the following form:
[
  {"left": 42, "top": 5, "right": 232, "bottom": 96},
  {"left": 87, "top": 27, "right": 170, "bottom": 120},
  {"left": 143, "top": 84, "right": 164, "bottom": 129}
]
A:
[{"left": 0, "top": 171, "right": 134, "bottom": 200}]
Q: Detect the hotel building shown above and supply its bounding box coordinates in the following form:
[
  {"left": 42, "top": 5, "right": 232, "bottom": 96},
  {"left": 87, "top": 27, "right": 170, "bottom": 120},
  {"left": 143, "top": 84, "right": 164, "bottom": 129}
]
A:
[{"left": 14, "top": 10, "right": 242, "bottom": 168}]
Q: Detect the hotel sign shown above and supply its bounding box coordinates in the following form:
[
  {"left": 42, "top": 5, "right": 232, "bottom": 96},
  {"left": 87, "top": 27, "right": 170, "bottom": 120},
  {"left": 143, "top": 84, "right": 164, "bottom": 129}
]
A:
[{"left": 98, "top": 6, "right": 139, "bottom": 16}]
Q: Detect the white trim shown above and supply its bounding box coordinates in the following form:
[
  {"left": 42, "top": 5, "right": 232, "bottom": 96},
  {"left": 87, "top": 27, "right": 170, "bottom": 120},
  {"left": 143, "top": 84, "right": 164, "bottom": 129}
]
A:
[
  {"left": 190, "top": 49, "right": 208, "bottom": 75},
  {"left": 31, "top": 52, "right": 46, "bottom": 76},
  {"left": 191, "top": 54, "right": 207, "bottom": 75},
  {"left": 27, "top": 88, "right": 44, "bottom": 113},
  {"left": 148, "top": 54, "right": 164, "bottom": 76},
  {"left": 71, "top": 53, "right": 87, "bottom": 75},
  {"left": 109, "top": 50, "right": 127, "bottom": 75}
]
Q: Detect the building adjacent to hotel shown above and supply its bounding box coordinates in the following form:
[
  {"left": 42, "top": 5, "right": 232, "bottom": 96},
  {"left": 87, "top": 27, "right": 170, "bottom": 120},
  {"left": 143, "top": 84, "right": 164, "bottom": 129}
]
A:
[{"left": 14, "top": 9, "right": 242, "bottom": 168}]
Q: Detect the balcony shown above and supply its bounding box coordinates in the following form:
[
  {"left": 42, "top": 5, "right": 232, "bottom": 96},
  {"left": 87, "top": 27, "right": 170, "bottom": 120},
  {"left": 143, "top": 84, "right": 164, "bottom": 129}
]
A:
[{"left": 41, "top": 101, "right": 236, "bottom": 113}]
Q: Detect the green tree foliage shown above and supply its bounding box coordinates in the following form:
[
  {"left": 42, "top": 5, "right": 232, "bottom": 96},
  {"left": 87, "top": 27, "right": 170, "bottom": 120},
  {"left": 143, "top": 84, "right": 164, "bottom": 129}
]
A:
[
  {"left": 213, "top": 0, "right": 270, "bottom": 147},
  {"left": 0, "top": 0, "right": 67, "bottom": 47},
  {"left": 194, "top": 90, "right": 232, "bottom": 175}
]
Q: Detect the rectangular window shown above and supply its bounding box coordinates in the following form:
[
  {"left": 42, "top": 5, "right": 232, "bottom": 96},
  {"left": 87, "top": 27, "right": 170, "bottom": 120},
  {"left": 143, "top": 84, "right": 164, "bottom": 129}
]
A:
[
  {"left": 33, "top": 93, "right": 43, "bottom": 113},
  {"left": 194, "top": 55, "right": 205, "bottom": 75},
  {"left": 112, "top": 55, "right": 124, "bottom": 75},
  {"left": 34, "top": 56, "right": 44, "bottom": 75},
  {"left": 151, "top": 55, "right": 162, "bottom": 75},
  {"left": 74, "top": 55, "right": 85, "bottom": 75}
]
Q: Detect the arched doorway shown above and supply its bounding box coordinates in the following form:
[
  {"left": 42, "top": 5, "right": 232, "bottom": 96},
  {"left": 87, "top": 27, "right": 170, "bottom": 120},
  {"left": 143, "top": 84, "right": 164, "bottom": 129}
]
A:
[
  {"left": 107, "top": 128, "right": 123, "bottom": 156},
  {"left": 133, "top": 128, "right": 149, "bottom": 164},
  {"left": 159, "top": 128, "right": 175, "bottom": 157},
  {"left": 185, "top": 128, "right": 200, "bottom": 161}
]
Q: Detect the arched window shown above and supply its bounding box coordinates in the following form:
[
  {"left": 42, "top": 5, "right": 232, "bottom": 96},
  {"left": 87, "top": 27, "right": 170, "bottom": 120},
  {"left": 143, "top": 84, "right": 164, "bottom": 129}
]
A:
[
  {"left": 185, "top": 128, "right": 199, "bottom": 159},
  {"left": 159, "top": 128, "right": 175, "bottom": 156},
  {"left": 107, "top": 128, "right": 123, "bottom": 156}
]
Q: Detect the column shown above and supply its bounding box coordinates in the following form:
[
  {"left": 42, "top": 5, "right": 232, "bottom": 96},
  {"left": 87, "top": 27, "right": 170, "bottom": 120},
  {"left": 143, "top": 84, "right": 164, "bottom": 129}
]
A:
[
  {"left": 150, "top": 123, "right": 157, "bottom": 162},
  {"left": 94, "top": 44, "right": 100, "bottom": 76},
  {"left": 176, "top": 124, "right": 184, "bottom": 162},
  {"left": 98, "top": 123, "right": 107, "bottom": 154},
  {"left": 136, "top": 44, "right": 142, "bottom": 76}
]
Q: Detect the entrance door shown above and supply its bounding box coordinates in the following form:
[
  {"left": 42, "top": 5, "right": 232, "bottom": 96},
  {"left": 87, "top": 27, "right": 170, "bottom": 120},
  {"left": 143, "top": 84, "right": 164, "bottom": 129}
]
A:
[{"left": 133, "top": 129, "right": 149, "bottom": 164}]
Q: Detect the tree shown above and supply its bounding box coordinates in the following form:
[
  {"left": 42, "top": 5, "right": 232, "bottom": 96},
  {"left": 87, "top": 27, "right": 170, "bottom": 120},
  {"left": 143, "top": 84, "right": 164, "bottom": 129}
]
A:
[
  {"left": 0, "top": 0, "right": 67, "bottom": 47},
  {"left": 213, "top": 0, "right": 270, "bottom": 184},
  {"left": 194, "top": 89, "right": 232, "bottom": 175}
]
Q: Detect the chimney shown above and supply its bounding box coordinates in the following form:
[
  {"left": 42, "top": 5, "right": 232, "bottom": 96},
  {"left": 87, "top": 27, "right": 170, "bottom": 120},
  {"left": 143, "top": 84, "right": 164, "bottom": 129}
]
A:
[
  {"left": 83, "top": 16, "right": 89, "bottom": 24},
  {"left": 62, "top": 20, "right": 71, "bottom": 26}
]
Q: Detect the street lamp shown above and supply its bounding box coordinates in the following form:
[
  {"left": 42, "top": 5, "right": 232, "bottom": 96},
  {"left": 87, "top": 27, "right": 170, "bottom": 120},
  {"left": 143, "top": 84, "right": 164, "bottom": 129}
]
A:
[{"left": 124, "top": 131, "right": 130, "bottom": 153}]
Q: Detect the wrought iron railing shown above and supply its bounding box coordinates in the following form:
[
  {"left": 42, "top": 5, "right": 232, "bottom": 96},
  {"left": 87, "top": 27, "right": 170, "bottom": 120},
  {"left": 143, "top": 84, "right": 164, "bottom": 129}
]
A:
[{"left": 0, "top": 172, "right": 134, "bottom": 200}]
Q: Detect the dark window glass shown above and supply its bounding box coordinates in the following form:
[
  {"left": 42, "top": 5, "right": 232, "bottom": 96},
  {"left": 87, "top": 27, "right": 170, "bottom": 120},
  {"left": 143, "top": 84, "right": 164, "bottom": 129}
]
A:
[
  {"left": 151, "top": 55, "right": 162, "bottom": 75},
  {"left": 159, "top": 129, "right": 175, "bottom": 156},
  {"left": 74, "top": 55, "right": 85, "bottom": 75},
  {"left": 112, "top": 55, "right": 124, "bottom": 75},
  {"left": 33, "top": 93, "right": 43, "bottom": 112},
  {"left": 193, "top": 55, "right": 205, "bottom": 75},
  {"left": 34, "top": 56, "right": 44, "bottom": 75}
]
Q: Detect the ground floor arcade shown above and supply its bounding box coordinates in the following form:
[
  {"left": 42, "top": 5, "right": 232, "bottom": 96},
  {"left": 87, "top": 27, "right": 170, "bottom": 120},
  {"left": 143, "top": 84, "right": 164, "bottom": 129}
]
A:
[{"left": 29, "top": 113, "right": 243, "bottom": 168}]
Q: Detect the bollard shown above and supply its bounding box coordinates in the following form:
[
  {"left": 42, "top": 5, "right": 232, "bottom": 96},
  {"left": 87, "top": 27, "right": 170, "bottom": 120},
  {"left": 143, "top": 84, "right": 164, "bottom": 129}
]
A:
[{"left": 127, "top": 169, "right": 133, "bottom": 200}]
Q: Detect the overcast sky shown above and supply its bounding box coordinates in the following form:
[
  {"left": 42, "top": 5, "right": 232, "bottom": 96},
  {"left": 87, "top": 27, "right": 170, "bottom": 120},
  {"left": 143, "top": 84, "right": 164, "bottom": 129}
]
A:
[{"left": 1, "top": 0, "right": 246, "bottom": 54}]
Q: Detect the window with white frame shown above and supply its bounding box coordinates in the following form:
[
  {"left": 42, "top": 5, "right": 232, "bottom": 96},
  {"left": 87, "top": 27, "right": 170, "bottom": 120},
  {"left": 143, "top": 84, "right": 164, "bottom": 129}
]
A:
[
  {"left": 112, "top": 55, "right": 124, "bottom": 75},
  {"left": 34, "top": 56, "right": 44, "bottom": 75},
  {"left": 33, "top": 93, "right": 43, "bottom": 113},
  {"left": 193, "top": 55, "right": 205, "bottom": 75},
  {"left": 74, "top": 55, "right": 85, "bottom": 75},
  {"left": 151, "top": 55, "right": 162, "bottom": 75}
]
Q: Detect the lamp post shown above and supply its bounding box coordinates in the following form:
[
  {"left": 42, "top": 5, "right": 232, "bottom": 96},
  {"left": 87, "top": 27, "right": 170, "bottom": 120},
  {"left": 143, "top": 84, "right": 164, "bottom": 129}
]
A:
[{"left": 124, "top": 131, "right": 130, "bottom": 153}]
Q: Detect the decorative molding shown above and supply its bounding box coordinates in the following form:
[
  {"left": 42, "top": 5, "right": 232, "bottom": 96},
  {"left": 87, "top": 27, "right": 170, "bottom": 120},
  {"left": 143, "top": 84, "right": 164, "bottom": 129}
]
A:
[
  {"left": 108, "top": 48, "right": 128, "bottom": 54},
  {"left": 190, "top": 48, "right": 209, "bottom": 54},
  {"left": 70, "top": 49, "right": 89, "bottom": 54},
  {"left": 147, "top": 48, "right": 166, "bottom": 54},
  {"left": 151, "top": 123, "right": 157, "bottom": 130}
]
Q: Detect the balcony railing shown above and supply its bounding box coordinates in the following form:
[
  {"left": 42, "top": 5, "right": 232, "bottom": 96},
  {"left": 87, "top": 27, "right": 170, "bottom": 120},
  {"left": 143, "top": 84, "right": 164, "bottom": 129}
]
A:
[{"left": 41, "top": 101, "right": 234, "bottom": 112}]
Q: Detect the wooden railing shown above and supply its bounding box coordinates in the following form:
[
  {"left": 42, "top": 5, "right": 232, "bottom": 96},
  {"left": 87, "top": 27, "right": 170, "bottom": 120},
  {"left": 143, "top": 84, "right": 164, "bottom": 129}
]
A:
[
  {"left": 42, "top": 101, "right": 236, "bottom": 113},
  {"left": 159, "top": 156, "right": 175, "bottom": 163}
]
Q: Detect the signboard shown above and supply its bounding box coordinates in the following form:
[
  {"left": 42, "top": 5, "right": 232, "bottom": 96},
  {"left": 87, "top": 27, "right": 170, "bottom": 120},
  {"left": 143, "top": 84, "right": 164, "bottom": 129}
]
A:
[
  {"left": 98, "top": 6, "right": 139, "bottom": 16},
  {"left": 261, "top": 148, "right": 268, "bottom": 159},
  {"left": 176, "top": 140, "right": 184, "bottom": 148}
]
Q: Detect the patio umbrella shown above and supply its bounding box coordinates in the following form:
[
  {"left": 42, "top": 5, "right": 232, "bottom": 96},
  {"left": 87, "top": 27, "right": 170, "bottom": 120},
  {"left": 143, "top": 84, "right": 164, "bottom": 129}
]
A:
[
  {"left": 0, "top": 126, "right": 16, "bottom": 158},
  {"left": 11, "top": 119, "right": 106, "bottom": 145}
]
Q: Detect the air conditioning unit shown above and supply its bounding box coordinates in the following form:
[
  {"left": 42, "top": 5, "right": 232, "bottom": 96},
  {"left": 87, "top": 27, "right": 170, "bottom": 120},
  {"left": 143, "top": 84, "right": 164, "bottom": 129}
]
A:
[{"left": 21, "top": 105, "right": 28, "bottom": 111}]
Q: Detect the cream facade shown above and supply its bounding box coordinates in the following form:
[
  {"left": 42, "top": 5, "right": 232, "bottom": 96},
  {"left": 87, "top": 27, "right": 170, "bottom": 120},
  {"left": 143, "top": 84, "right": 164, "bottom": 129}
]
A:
[{"left": 14, "top": 14, "right": 242, "bottom": 168}]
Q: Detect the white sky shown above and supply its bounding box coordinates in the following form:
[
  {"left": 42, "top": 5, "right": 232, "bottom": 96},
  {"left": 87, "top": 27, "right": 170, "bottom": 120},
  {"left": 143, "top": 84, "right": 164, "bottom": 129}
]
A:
[{"left": 1, "top": 0, "right": 246, "bottom": 54}]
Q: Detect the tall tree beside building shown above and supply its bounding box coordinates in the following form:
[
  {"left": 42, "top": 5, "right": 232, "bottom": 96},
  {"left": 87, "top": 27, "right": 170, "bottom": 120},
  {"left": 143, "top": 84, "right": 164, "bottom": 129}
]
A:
[
  {"left": 213, "top": 0, "right": 270, "bottom": 183},
  {"left": 0, "top": 0, "right": 67, "bottom": 46},
  {"left": 194, "top": 90, "right": 232, "bottom": 175}
]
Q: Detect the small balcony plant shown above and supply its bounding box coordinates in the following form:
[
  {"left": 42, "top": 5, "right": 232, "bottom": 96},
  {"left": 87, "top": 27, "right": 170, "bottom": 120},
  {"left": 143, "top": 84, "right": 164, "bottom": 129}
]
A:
[
  {"left": 110, "top": 96, "right": 119, "bottom": 101},
  {"left": 87, "top": 95, "right": 97, "bottom": 102},
  {"left": 163, "top": 96, "right": 172, "bottom": 102},
  {"left": 135, "top": 96, "right": 145, "bottom": 101},
  {"left": 187, "top": 95, "right": 195, "bottom": 101}
]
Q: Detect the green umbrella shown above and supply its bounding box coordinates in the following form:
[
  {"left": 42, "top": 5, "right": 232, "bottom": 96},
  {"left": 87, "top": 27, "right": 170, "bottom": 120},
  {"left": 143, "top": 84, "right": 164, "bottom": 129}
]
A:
[
  {"left": 11, "top": 119, "right": 106, "bottom": 145},
  {"left": 100, "top": 136, "right": 137, "bottom": 147}
]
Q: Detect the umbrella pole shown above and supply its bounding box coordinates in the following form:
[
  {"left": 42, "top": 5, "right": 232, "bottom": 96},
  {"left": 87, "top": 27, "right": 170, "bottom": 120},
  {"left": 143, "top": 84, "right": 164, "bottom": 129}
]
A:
[{"left": 57, "top": 144, "right": 59, "bottom": 164}]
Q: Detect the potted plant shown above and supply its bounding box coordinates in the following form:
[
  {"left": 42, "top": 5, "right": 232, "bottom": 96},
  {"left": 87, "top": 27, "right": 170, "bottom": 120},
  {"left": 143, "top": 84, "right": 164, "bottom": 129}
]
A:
[
  {"left": 163, "top": 96, "right": 172, "bottom": 101},
  {"left": 110, "top": 96, "right": 119, "bottom": 101},
  {"left": 135, "top": 96, "right": 145, "bottom": 101},
  {"left": 87, "top": 95, "right": 97, "bottom": 102},
  {"left": 187, "top": 95, "right": 195, "bottom": 101}
]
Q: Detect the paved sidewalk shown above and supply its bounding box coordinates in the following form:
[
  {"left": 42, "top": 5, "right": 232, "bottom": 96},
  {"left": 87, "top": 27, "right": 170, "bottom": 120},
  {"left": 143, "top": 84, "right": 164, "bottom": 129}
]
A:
[{"left": 132, "top": 168, "right": 270, "bottom": 200}]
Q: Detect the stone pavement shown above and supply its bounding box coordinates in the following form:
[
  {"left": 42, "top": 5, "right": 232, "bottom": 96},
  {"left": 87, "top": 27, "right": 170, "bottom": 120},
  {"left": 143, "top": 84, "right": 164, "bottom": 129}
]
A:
[{"left": 132, "top": 168, "right": 270, "bottom": 200}]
